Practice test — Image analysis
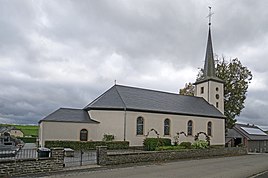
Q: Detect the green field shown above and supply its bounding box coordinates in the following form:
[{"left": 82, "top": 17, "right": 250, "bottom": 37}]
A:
[{"left": 0, "top": 124, "right": 38, "bottom": 137}]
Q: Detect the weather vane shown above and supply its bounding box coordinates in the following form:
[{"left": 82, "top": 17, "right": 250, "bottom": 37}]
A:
[{"left": 206, "top": 6, "right": 214, "bottom": 26}]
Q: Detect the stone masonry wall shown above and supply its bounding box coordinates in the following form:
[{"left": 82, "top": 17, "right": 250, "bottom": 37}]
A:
[
  {"left": 0, "top": 148, "right": 64, "bottom": 177},
  {"left": 97, "top": 147, "right": 247, "bottom": 165}
]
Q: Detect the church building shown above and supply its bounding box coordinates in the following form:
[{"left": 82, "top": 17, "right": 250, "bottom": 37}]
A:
[{"left": 39, "top": 21, "right": 226, "bottom": 147}]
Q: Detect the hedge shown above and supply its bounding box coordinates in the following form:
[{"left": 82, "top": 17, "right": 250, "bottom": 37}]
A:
[
  {"left": 44, "top": 140, "right": 129, "bottom": 150},
  {"left": 180, "top": 142, "right": 192, "bottom": 149},
  {"left": 18, "top": 137, "right": 37, "bottom": 143},
  {"left": 143, "top": 138, "right": 171, "bottom": 151}
]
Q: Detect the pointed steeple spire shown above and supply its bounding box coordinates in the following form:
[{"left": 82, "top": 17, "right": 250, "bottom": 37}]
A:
[
  {"left": 194, "top": 7, "right": 224, "bottom": 84},
  {"left": 203, "top": 26, "right": 216, "bottom": 78}
]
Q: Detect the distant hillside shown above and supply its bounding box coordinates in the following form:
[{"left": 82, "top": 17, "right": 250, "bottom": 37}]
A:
[{"left": 0, "top": 124, "right": 38, "bottom": 137}]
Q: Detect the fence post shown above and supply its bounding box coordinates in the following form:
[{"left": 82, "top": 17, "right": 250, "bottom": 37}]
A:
[
  {"left": 80, "top": 150, "right": 84, "bottom": 166},
  {"left": 96, "top": 146, "right": 107, "bottom": 165},
  {"left": 50, "top": 147, "right": 64, "bottom": 168}
]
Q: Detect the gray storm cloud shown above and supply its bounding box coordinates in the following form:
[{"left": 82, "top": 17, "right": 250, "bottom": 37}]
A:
[{"left": 0, "top": 0, "right": 267, "bottom": 128}]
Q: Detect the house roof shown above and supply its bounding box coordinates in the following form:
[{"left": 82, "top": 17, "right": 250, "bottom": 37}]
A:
[
  {"left": 39, "top": 108, "right": 99, "bottom": 124},
  {"left": 84, "top": 85, "right": 225, "bottom": 119},
  {"left": 226, "top": 128, "right": 243, "bottom": 139},
  {"left": 0, "top": 126, "right": 14, "bottom": 134},
  {"left": 233, "top": 123, "right": 268, "bottom": 141}
]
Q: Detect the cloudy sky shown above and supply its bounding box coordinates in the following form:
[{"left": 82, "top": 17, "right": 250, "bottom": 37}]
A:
[{"left": 0, "top": 0, "right": 268, "bottom": 129}]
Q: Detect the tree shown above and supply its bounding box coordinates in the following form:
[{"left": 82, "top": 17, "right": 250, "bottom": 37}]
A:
[
  {"left": 179, "top": 83, "right": 195, "bottom": 96},
  {"left": 180, "top": 57, "right": 253, "bottom": 129}
]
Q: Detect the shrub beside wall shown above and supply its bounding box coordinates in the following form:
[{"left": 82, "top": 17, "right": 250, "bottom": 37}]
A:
[
  {"left": 18, "top": 137, "right": 37, "bottom": 143},
  {"left": 45, "top": 141, "right": 129, "bottom": 150},
  {"left": 179, "top": 142, "right": 192, "bottom": 149},
  {"left": 143, "top": 138, "right": 171, "bottom": 151}
]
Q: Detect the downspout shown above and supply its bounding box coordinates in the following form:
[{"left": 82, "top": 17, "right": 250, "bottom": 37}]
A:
[{"left": 123, "top": 108, "right": 127, "bottom": 141}]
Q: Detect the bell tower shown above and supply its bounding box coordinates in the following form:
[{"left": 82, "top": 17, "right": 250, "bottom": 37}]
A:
[{"left": 194, "top": 7, "right": 224, "bottom": 114}]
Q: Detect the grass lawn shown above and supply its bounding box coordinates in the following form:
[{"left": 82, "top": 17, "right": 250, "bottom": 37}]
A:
[{"left": 0, "top": 124, "right": 38, "bottom": 137}]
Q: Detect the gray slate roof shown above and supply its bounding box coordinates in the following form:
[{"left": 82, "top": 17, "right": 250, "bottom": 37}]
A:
[
  {"left": 84, "top": 85, "right": 225, "bottom": 119},
  {"left": 232, "top": 123, "right": 268, "bottom": 141},
  {"left": 39, "top": 108, "right": 99, "bottom": 124}
]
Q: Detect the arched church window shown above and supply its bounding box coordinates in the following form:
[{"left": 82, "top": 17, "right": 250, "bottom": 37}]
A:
[
  {"left": 216, "top": 87, "right": 219, "bottom": 91},
  {"left": 80, "top": 129, "right": 88, "bottom": 141},
  {"left": 136, "top": 117, "right": 144, "bottom": 135},
  {"left": 187, "top": 120, "right": 193, "bottom": 136},
  {"left": 207, "top": 122, "right": 212, "bottom": 136},
  {"left": 164, "top": 119, "right": 170, "bottom": 135},
  {"left": 216, "top": 94, "right": 219, "bottom": 99}
]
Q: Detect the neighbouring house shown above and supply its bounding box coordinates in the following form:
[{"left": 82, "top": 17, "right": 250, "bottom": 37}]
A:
[
  {"left": 39, "top": 22, "right": 226, "bottom": 147},
  {"left": 0, "top": 126, "right": 24, "bottom": 148},
  {"left": 9, "top": 128, "right": 24, "bottom": 138},
  {"left": 0, "top": 126, "right": 24, "bottom": 138},
  {"left": 226, "top": 123, "right": 268, "bottom": 153}
]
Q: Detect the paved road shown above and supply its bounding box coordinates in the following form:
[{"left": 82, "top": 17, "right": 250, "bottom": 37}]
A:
[
  {"left": 43, "top": 154, "right": 268, "bottom": 178},
  {"left": 22, "top": 143, "right": 37, "bottom": 149}
]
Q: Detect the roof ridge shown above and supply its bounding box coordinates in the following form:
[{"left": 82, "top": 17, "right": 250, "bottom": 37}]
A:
[
  {"left": 236, "top": 123, "right": 259, "bottom": 128},
  {"left": 83, "top": 85, "right": 115, "bottom": 109},
  {"left": 115, "top": 84, "right": 202, "bottom": 99},
  {"left": 115, "top": 85, "right": 127, "bottom": 109},
  {"left": 59, "top": 107, "right": 83, "bottom": 110}
]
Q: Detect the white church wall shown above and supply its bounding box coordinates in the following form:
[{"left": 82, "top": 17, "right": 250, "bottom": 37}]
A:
[
  {"left": 125, "top": 111, "right": 225, "bottom": 146},
  {"left": 39, "top": 121, "right": 97, "bottom": 147},
  {"left": 40, "top": 110, "right": 225, "bottom": 147},
  {"left": 89, "top": 110, "right": 125, "bottom": 141}
]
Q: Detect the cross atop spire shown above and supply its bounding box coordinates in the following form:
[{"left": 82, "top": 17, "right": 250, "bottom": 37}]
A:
[
  {"left": 207, "top": 6, "right": 214, "bottom": 26},
  {"left": 204, "top": 6, "right": 217, "bottom": 79}
]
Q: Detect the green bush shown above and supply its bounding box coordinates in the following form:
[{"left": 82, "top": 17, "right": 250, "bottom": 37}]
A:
[
  {"left": 18, "top": 137, "right": 37, "bottom": 143},
  {"left": 143, "top": 138, "right": 171, "bottom": 151},
  {"left": 45, "top": 140, "right": 129, "bottom": 150},
  {"left": 180, "top": 142, "right": 192, "bottom": 149},
  {"left": 192, "top": 140, "right": 209, "bottom": 149},
  {"left": 155, "top": 145, "right": 185, "bottom": 151}
]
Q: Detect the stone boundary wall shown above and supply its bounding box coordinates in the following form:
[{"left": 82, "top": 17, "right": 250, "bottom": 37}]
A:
[
  {"left": 97, "top": 147, "right": 247, "bottom": 165},
  {"left": 0, "top": 148, "right": 64, "bottom": 177}
]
